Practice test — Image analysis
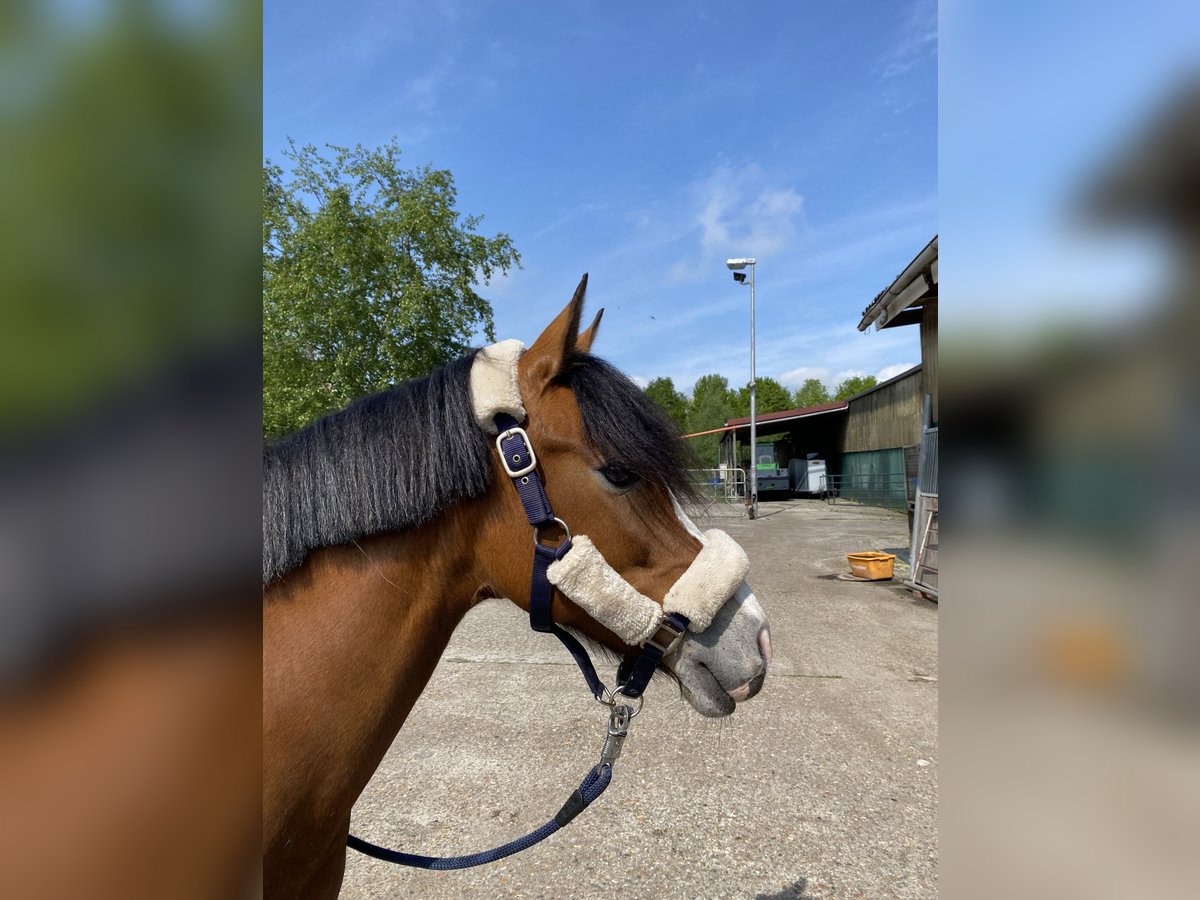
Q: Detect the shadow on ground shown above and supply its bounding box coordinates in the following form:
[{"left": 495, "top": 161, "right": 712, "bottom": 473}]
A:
[{"left": 756, "top": 877, "right": 819, "bottom": 900}]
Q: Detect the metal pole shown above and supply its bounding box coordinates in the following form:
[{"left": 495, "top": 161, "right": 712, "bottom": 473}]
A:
[{"left": 748, "top": 262, "right": 758, "bottom": 519}]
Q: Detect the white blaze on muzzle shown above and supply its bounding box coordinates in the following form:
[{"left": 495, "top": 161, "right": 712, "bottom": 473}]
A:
[
  {"left": 468, "top": 341, "right": 752, "bottom": 648},
  {"left": 546, "top": 529, "right": 750, "bottom": 645}
]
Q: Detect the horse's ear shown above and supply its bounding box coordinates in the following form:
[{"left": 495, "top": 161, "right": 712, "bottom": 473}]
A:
[
  {"left": 524, "top": 274, "right": 588, "bottom": 388},
  {"left": 576, "top": 308, "right": 604, "bottom": 354}
]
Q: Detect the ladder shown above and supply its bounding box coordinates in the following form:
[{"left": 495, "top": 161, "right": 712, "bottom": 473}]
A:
[{"left": 912, "top": 496, "right": 938, "bottom": 598}]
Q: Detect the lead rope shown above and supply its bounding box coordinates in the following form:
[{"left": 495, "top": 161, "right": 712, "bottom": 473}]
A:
[{"left": 346, "top": 412, "right": 682, "bottom": 869}]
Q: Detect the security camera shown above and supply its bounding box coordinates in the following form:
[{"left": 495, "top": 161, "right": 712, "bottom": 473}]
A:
[{"left": 733, "top": 272, "right": 747, "bottom": 284}]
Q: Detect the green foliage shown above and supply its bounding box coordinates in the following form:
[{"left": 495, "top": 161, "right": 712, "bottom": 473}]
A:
[
  {"left": 687, "top": 374, "right": 735, "bottom": 467},
  {"left": 731, "top": 376, "right": 794, "bottom": 417},
  {"left": 833, "top": 374, "right": 878, "bottom": 400},
  {"left": 2, "top": 9, "right": 259, "bottom": 428},
  {"left": 793, "top": 377, "right": 832, "bottom": 408},
  {"left": 263, "top": 140, "right": 520, "bottom": 438},
  {"left": 644, "top": 377, "right": 688, "bottom": 433}
]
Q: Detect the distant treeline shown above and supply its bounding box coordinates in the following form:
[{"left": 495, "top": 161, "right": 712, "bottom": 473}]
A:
[{"left": 644, "top": 373, "right": 876, "bottom": 464}]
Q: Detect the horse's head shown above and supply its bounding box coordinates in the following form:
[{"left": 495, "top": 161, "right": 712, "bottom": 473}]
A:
[{"left": 478, "top": 276, "right": 771, "bottom": 717}]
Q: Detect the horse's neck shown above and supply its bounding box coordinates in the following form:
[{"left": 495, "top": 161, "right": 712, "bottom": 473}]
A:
[{"left": 262, "top": 509, "right": 484, "bottom": 865}]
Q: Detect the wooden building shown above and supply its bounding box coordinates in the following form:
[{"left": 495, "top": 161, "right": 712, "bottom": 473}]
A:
[
  {"left": 838, "top": 364, "right": 924, "bottom": 508},
  {"left": 857, "top": 235, "right": 939, "bottom": 597},
  {"left": 857, "top": 235, "right": 938, "bottom": 422}
]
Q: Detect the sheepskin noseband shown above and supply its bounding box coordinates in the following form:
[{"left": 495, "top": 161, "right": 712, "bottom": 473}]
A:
[
  {"left": 468, "top": 341, "right": 751, "bottom": 647},
  {"left": 547, "top": 529, "right": 749, "bottom": 644}
]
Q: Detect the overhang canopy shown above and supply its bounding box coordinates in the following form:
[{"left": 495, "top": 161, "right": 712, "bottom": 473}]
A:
[{"left": 858, "top": 235, "right": 938, "bottom": 332}]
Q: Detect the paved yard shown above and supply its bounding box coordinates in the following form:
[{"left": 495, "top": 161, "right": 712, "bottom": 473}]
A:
[{"left": 343, "top": 500, "right": 938, "bottom": 899}]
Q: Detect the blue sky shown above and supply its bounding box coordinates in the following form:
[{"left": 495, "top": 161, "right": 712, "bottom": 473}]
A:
[{"left": 265, "top": 0, "right": 937, "bottom": 398}]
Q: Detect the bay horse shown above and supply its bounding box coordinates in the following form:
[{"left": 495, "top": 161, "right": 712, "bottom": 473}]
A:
[{"left": 263, "top": 276, "right": 771, "bottom": 898}]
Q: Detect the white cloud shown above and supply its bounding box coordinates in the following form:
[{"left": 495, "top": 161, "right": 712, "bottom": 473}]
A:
[
  {"left": 666, "top": 163, "right": 807, "bottom": 283},
  {"left": 777, "top": 366, "right": 833, "bottom": 389},
  {"left": 778, "top": 364, "right": 910, "bottom": 391},
  {"left": 879, "top": 0, "right": 937, "bottom": 81},
  {"left": 696, "top": 165, "right": 805, "bottom": 258},
  {"left": 833, "top": 368, "right": 869, "bottom": 382},
  {"left": 630, "top": 375, "right": 649, "bottom": 389},
  {"left": 877, "top": 362, "right": 918, "bottom": 381}
]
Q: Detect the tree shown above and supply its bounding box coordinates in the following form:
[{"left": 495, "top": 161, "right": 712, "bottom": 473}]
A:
[
  {"left": 687, "top": 374, "right": 735, "bottom": 467},
  {"left": 731, "top": 376, "right": 793, "bottom": 417},
  {"left": 263, "top": 139, "right": 521, "bottom": 438},
  {"left": 644, "top": 377, "right": 688, "bottom": 433},
  {"left": 793, "top": 378, "right": 832, "bottom": 409},
  {"left": 833, "top": 374, "right": 878, "bottom": 400}
]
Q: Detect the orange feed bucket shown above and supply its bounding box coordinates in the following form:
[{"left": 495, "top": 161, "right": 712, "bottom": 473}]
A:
[{"left": 846, "top": 551, "right": 896, "bottom": 581}]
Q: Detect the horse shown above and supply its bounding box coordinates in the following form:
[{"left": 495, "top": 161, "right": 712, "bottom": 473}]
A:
[{"left": 263, "top": 276, "right": 771, "bottom": 899}]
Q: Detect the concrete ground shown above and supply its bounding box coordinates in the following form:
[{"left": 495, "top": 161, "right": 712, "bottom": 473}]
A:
[{"left": 343, "top": 500, "right": 938, "bottom": 899}]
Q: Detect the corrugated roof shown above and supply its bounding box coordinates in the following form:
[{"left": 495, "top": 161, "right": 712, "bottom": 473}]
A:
[
  {"left": 858, "top": 234, "right": 938, "bottom": 330},
  {"left": 723, "top": 401, "right": 847, "bottom": 428}
]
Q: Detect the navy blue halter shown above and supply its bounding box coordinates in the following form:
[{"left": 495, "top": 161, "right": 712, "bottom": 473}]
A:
[
  {"left": 493, "top": 412, "right": 689, "bottom": 700},
  {"left": 346, "top": 411, "right": 688, "bottom": 870}
]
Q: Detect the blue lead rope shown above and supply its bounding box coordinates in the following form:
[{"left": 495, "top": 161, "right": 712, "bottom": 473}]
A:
[{"left": 347, "top": 764, "right": 612, "bottom": 870}]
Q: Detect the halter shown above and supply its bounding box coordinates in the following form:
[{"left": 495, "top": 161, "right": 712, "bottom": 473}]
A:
[
  {"left": 346, "top": 341, "right": 749, "bottom": 870},
  {"left": 493, "top": 411, "right": 698, "bottom": 702}
]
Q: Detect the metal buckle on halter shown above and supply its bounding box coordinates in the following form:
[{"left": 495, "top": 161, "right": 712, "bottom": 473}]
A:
[
  {"left": 496, "top": 426, "right": 538, "bottom": 478},
  {"left": 646, "top": 616, "right": 687, "bottom": 657}
]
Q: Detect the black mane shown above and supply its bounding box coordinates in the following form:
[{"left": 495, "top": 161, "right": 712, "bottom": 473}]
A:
[
  {"left": 262, "top": 353, "right": 491, "bottom": 585},
  {"left": 263, "top": 349, "right": 697, "bottom": 587}
]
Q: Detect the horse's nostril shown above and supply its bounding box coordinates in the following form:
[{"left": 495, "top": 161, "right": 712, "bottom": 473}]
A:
[
  {"left": 758, "top": 623, "right": 772, "bottom": 667},
  {"left": 745, "top": 671, "right": 765, "bottom": 698},
  {"left": 728, "top": 671, "right": 766, "bottom": 703}
]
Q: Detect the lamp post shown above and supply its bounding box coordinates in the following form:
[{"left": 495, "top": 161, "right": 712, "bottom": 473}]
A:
[{"left": 726, "top": 257, "right": 757, "bottom": 519}]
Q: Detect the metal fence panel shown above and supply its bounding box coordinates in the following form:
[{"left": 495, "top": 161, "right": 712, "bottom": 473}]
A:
[
  {"left": 822, "top": 473, "right": 908, "bottom": 510},
  {"left": 683, "top": 468, "right": 748, "bottom": 519},
  {"left": 918, "top": 427, "right": 938, "bottom": 494}
]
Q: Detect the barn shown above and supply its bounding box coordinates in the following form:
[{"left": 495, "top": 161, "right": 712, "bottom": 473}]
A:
[
  {"left": 714, "top": 363, "right": 924, "bottom": 509},
  {"left": 857, "top": 235, "right": 938, "bottom": 597}
]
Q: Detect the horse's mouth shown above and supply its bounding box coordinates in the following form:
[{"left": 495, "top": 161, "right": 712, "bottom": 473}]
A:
[
  {"left": 672, "top": 659, "right": 735, "bottom": 717},
  {"left": 669, "top": 657, "right": 769, "bottom": 718}
]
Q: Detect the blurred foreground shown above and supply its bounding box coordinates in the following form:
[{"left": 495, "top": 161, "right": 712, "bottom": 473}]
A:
[
  {"left": 943, "top": 2, "right": 1200, "bottom": 896},
  {"left": 0, "top": 2, "right": 261, "bottom": 898}
]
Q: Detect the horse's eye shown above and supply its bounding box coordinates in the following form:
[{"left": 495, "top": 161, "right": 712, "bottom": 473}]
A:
[{"left": 599, "top": 463, "right": 640, "bottom": 490}]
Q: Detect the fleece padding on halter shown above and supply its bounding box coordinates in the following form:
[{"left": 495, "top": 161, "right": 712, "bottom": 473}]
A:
[
  {"left": 547, "top": 529, "right": 749, "bottom": 646},
  {"left": 662, "top": 529, "right": 750, "bottom": 632},
  {"left": 545, "top": 535, "right": 663, "bottom": 647},
  {"left": 469, "top": 340, "right": 526, "bottom": 434}
]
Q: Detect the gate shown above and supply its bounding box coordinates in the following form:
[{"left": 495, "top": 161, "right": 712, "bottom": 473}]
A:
[
  {"left": 684, "top": 468, "right": 748, "bottom": 519},
  {"left": 822, "top": 472, "right": 908, "bottom": 510}
]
